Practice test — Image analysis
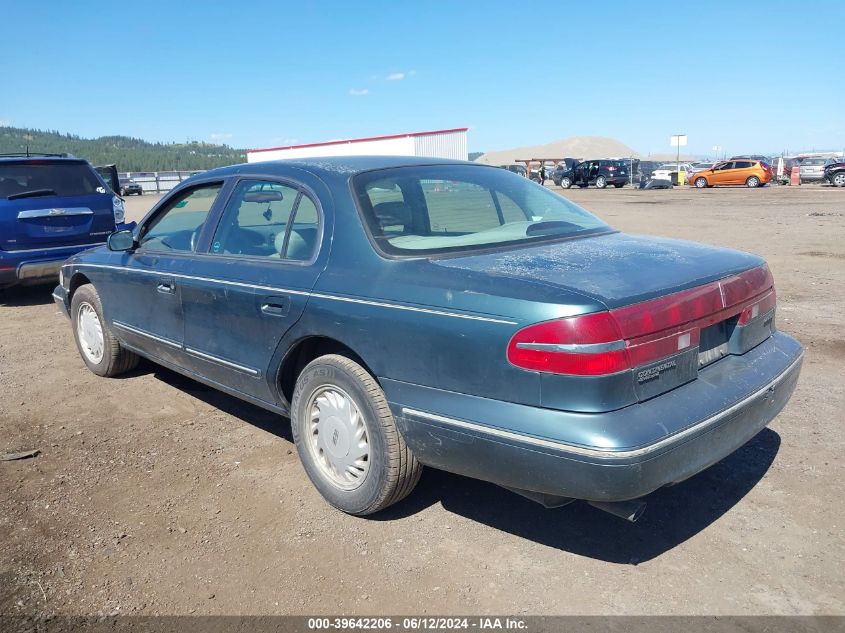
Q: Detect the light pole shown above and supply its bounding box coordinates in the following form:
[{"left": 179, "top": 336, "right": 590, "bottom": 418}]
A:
[{"left": 671, "top": 134, "right": 687, "bottom": 184}]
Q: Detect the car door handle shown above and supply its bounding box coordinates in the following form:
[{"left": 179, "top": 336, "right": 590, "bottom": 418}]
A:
[
  {"left": 260, "top": 296, "right": 290, "bottom": 317},
  {"left": 156, "top": 278, "right": 176, "bottom": 294}
]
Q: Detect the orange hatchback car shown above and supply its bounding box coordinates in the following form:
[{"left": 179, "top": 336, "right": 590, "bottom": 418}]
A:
[{"left": 690, "top": 159, "right": 773, "bottom": 188}]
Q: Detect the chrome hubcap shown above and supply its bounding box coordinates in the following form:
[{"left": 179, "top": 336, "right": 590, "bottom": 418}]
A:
[
  {"left": 696, "top": 179, "right": 706, "bottom": 188},
  {"left": 306, "top": 386, "right": 369, "bottom": 490},
  {"left": 76, "top": 302, "right": 104, "bottom": 364},
  {"left": 834, "top": 174, "right": 845, "bottom": 186}
]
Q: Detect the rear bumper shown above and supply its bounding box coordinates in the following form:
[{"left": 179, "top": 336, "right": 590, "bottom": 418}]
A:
[
  {"left": 387, "top": 331, "right": 803, "bottom": 502},
  {"left": 0, "top": 243, "right": 104, "bottom": 289}
]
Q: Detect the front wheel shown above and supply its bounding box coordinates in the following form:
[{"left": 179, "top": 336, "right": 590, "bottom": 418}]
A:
[
  {"left": 291, "top": 354, "right": 422, "bottom": 515},
  {"left": 560, "top": 177, "right": 572, "bottom": 189},
  {"left": 595, "top": 175, "right": 607, "bottom": 189},
  {"left": 833, "top": 172, "right": 845, "bottom": 187},
  {"left": 746, "top": 176, "right": 760, "bottom": 188},
  {"left": 70, "top": 284, "right": 139, "bottom": 377},
  {"left": 695, "top": 177, "right": 708, "bottom": 188}
]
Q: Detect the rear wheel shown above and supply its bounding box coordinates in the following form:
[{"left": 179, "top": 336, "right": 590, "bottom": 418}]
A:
[
  {"left": 291, "top": 354, "right": 422, "bottom": 515},
  {"left": 695, "top": 177, "right": 708, "bottom": 188},
  {"left": 595, "top": 175, "right": 607, "bottom": 189},
  {"left": 560, "top": 176, "right": 572, "bottom": 189},
  {"left": 833, "top": 172, "right": 845, "bottom": 187},
  {"left": 71, "top": 284, "right": 139, "bottom": 377},
  {"left": 746, "top": 176, "right": 760, "bottom": 188}
]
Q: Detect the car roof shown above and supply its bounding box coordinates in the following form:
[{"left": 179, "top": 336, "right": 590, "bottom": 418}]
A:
[
  {"left": 0, "top": 155, "right": 86, "bottom": 165},
  {"left": 198, "top": 155, "right": 481, "bottom": 183}
]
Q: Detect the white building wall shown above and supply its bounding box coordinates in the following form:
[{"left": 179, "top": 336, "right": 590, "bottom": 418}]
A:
[{"left": 413, "top": 130, "right": 467, "bottom": 160}]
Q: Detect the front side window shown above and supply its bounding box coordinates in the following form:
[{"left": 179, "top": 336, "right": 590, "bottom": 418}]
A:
[
  {"left": 353, "top": 165, "right": 610, "bottom": 257},
  {"left": 138, "top": 183, "right": 222, "bottom": 252},
  {"left": 210, "top": 180, "right": 319, "bottom": 260}
]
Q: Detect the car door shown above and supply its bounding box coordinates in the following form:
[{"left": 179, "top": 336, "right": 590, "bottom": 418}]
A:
[
  {"left": 710, "top": 161, "right": 734, "bottom": 185},
  {"left": 179, "top": 178, "right": 327, "bottom": 404},
  {"left": 731, "top": 161, "right": 752, "bottom": 184},
  {"left": 98, "top": 181, "right": 225, "bottom": 366}
]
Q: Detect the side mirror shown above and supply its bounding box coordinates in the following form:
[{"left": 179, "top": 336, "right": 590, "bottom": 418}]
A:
[{"left": 107, "top": 230, "right": 135, "bottom": 252}]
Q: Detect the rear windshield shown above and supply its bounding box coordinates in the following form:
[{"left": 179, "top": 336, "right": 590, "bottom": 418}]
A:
[
  {"left": 0, "top": 161, "right": 103, "bottom": 199},
  {"left": 352, "top": 165, "right": 611, "bottom": 257},
  {"left": 802, "top": 158, "right": 826, "bottom": 166}
]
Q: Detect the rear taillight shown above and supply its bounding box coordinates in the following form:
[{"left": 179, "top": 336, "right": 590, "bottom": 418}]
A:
[
  {"left": 112, "top": 195, "right": 125, "bottom": 224},
  {"left": 738, "top": 288, "right": 776, "bottom": 325},
  {"left": 507, "top": 312, "right": 628, "bottom": 375},
  {"left": 507, "top": 265, "right": 775, "bottom": 376}
]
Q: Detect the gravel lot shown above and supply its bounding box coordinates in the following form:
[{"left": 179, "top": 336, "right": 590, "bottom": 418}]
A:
[{"left": 1, "top": 184, "right": 843, "bottom": 616}]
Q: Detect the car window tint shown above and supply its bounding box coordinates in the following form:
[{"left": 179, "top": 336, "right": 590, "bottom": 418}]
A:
[
  {"left": 211, "top": 180, "right": 298, "bottom": 258},
  {"left": 210, "top": 180, "right": 319, "bottom": 261},
  {"left": 422, "top": 180, "right": 502, "bottom": 233},
  {"left": 138, "top": 183, "right": 222, "bottom": 252},
  {"left": 0, "top": 162, "right": 102, "bottom": 199},
  {"left": 353, "top": 165, "right": 609, "bottom": 256},
  {"left": 495, "top": 190, "right": 529, "bottom": 223},
  {"left": 735, "top": 161, "right": 753, "bottom": 169}
]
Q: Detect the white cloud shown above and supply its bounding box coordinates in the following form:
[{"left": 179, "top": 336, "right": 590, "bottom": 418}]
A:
[
  {"left": 349, "top": 88, "right": 369, "bottom": 96},
  {"left": 386, "top": 72, "right": 405, "bottom": 81},
  {"left": 210, "top": 132, "right": 233, "bottom": 140}
]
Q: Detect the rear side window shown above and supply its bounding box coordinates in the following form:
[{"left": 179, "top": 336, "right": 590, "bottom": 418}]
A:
[
  {"left": 0, "top": 161, "right": 103, "bottom": 199},
  {"left": 139, "top": 183, "right": 222, "bottom": 252},
  {"left": 735, "top": 161, "right": 753, "bottom": 169},
  {"left": 211, "top": 180, "right": 319, "bottom": 261}
]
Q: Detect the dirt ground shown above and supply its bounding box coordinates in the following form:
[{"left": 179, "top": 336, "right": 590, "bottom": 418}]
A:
[{"left": 1, "top": 184, "right": 843, "bottom": 616}]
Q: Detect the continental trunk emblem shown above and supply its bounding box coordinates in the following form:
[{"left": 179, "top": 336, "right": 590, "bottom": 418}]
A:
[
  {"left": 49, "top": 208, "right": 65, "bottom": 216},
  {"left": 637, "top": 359, "right": 678, "bottom": 383}
]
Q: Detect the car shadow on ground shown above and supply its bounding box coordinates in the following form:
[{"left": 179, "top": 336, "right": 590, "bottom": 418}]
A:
[
  {"left": 0, "top": 284, "right": 57, "bottom": 307},
  {"left": 146, "top": 362, "right": 292, "bottom": 442},
  {"left": 140, "top": 363, "right": 780, "bottom": 564},
  {"left": 380, "top": 428, "right": 781, "bottom": 564}
]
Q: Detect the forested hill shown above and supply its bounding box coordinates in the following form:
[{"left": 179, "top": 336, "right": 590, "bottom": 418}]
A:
[{"left": 0, "top": 126, "right": 246, "bottom": 172}]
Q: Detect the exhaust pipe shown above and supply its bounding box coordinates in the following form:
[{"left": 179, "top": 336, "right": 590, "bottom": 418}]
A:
[{"left": 587, "top": 499, "right": 647, "bottom": 523}]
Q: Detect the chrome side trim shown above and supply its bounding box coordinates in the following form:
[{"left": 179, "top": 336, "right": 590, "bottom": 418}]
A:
[
  {"left": 4, "top": 242, "right": 105, "bottom": 254},
  {"left": 184, "top": 347, "right": 261, "bottom": 376},
  {"left": 112, "top": 321, "right": 182, "bottom": 349},
  {"left": 17, "top": 207, "right": 93, "bottom": 219},
  {"left": 401, "top": 352, "right": 802, "bottom": 459},
  {"left": 68, "top": 263, "right": 517, "bottom": 325},
  {"left": 515, "top": 340, "right": 626, "bottom": 354}
]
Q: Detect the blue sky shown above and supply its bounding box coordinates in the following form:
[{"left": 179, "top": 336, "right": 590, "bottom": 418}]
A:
[{"left": 1, "top": 1, "right": 842, "bottom": 156}]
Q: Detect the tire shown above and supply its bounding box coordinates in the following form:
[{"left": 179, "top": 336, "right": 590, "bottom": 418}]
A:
[
  {"left": 695, "top": 177, "right": 708, "bottom": 188},
  {"left": 560, "top": 177, "right": 572, "bottom": 189},
  {"left": 290, "top": 354, "right": 422, "bottom": 515},
  {"left": 833, "top": 172, "right": 845, "bottom": 187},
  {"left": 746, "top": 176, "right": 760, "bottom": 188},
  {"left": 595, "top": 175, "right": 607, "bottom": 189},
  {"left": 70, "top": 284, "right": 139, "bottom": 377}
]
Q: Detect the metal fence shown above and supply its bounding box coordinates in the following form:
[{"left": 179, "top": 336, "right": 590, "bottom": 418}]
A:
[{"left": 118, "top": 171, "right": 200, "bottom": 194}]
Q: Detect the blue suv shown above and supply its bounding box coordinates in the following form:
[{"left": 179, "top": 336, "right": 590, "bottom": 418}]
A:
[{"left": 0, "top": 153, "right": 124, "bottom": 290}]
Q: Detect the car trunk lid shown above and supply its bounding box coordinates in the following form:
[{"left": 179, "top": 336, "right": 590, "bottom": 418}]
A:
[
  {"left": 439, "top": 232, "right": 776, "bottom": 408},
  {"left": 436, "top": 232, "right": 766, "bottom": 309}
]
